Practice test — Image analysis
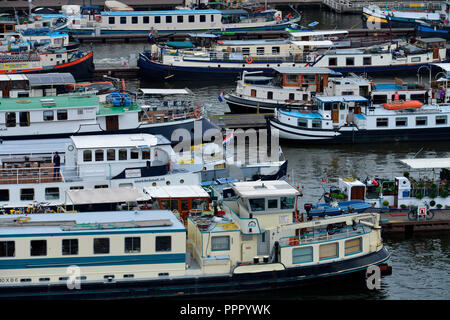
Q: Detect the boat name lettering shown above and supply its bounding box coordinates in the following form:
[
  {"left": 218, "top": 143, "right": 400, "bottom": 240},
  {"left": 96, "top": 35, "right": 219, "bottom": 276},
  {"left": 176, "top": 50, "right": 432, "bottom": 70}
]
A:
[
  {"left": 0, "top": 277, "right": 19, "bottom": 283},
  {"left": 134, "top": 177, "right": 165, "bottom": 183}
]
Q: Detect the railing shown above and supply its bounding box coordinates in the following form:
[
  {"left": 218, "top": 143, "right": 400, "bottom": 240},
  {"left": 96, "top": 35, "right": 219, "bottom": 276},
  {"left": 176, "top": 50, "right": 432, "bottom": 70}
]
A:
[
  {"left": 279, "top": 224, "right": 370, "bottom": 247},
  {"left": 222, "top": 201, "right": 261, "bottom": 235}
]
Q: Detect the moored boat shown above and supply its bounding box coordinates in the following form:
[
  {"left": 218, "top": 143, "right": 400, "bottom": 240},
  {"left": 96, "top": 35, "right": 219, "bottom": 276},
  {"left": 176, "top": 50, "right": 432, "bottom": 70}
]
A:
[{"left": 0, "top": 180, "right": 390, "bottom": 299}]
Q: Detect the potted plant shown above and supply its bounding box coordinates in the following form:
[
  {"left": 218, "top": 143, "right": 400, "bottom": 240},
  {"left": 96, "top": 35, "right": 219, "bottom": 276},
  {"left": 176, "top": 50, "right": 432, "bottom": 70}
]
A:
[
  {"left": 429, "top": 191, "right": 437, "bottom": 199},
  {"left": 382, "top": 200, "right": 389, "bottom": 207},
  {"left": 416, "top": 192, "right": 424, "bottom": 200},
  {"left": 400, "top": 204, "right": 408, "bottom": 209},
  {"left": 440, "top": 190, "right": 449, "bottom": 198},
  {"left": 437, "top": 204, "right": 443, "bottom": 209}
]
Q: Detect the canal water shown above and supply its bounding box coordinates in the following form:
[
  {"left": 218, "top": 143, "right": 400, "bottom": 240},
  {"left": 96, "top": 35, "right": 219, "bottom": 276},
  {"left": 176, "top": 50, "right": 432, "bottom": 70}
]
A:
[{"left": 80, "top": 7, "right": 450, "bottom": 300}]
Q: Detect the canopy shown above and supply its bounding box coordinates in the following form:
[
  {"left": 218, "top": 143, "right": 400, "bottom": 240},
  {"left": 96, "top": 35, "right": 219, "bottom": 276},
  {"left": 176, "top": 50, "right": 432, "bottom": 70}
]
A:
[
  {"left": 26, "top": 73, "right": 75, "bottom": 86},
  {"left": 144, "top": 185, "right": 209, "bottom": 199},
  {"left": 400, "top": 158, "right": 450, "bottom": 169},
  {"left": 66, "top": 187, "right": 151, "bottom": 205},
  {"left": 290, "top": 40, "right": 334, "bottom": 47},
  {"left": 138, "top": 88, "right": 192, "bottom": 95}
]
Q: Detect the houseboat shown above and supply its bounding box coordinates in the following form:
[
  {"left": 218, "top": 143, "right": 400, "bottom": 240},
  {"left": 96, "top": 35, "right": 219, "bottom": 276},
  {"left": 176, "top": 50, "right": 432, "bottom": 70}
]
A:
[
  {"left": 327, "top": 158, "right": 450, "bottom": 212},
  {"left": 138, "top": 37, "right": 447, "bottom": 81},
  {"left": 0, "top": 48, "right": 94, "bottom": 82},
  {"left": 268, "top": 93, "right": 450, "bottom": 144},
  {"left": 224, "top": 67, "right": 427, "bottom": 113},
  {"left": 0, "top": 92, "right": 218, "bottom": 143},
  {"left": 362, "top": 4, "right": 441, "bottom": 30},
  {"left": 0, "top": 180, "right": 390, "bottom": 299},
  {"left": 17, "top": 4, "right": 299, "bottom": 36}
]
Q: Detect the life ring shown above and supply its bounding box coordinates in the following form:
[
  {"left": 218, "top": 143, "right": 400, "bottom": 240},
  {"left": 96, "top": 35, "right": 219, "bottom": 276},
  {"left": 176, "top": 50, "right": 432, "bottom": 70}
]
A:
[
  {"left": 95, "top": 15, "right": 101, "bottom": 22},
  {"left": 276, "top": 16, "right": 282, "bottom": 22},
  {"left": 245, "top": 56, "right": 253, "bottom": 64},
  {"left": 193, "top": 109, "right": 201, "bottom": 118},
  {"left": 16, "top": 216, "right": 31, "bottom": 223}
]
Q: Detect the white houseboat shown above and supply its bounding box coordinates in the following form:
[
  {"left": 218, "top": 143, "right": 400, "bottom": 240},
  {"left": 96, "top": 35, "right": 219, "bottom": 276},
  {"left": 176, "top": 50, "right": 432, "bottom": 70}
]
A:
[
  {"left": 138, "top": 36, "right": 448, "bottom": 81},
  {"left": 17, "top": 4, "right": 299, "bottom": 36},
  {"left": 0, "top": 180, "right": 390, "bottom": 299},
  {"left": 268, "top": 94, "right": 450, "bottom": 144},
  {"left": 0, "top": 92, "right": 218, "bottom": 143}
]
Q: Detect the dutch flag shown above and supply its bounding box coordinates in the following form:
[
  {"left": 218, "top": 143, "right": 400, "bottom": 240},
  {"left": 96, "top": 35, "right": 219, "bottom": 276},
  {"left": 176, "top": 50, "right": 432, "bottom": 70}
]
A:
[
  {"left": 218, "top": 90, "right": 225, "bottom": 102},
  {"left": 222, "top": 132, "right": 233, "bottom": 146}
]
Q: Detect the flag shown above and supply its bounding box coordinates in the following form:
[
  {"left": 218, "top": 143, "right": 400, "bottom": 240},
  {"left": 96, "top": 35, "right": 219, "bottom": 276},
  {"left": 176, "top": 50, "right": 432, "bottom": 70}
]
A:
[
  {"left": 223, "top": 132, "right": 233, "bottom": 146},
  {"left": 148, "top": 31, "right": 153, "bottom": 42},
  {"left": 218, "top": 90, "right": 225, "bottom": 102}
]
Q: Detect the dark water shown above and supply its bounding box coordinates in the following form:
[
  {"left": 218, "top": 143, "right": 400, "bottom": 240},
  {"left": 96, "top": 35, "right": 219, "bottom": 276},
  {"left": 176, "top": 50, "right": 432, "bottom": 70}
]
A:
[{"left": 80, "top": 7, "right": 450, "bottom": 300}]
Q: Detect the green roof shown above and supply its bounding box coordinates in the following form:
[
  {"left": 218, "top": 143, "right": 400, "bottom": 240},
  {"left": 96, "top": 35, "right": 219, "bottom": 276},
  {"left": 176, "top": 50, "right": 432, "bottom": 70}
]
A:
[{"left": 0, "top": 95, "right": 100, "bottom": 111}]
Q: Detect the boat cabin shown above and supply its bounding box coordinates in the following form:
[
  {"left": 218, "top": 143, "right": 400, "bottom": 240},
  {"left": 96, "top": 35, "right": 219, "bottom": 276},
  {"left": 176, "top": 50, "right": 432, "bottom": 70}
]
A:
[
  {"left": 414, "top": 38, "right": 446, "bottom": 60},
  {"left": 337, "top": 177, "right": 366, "bottom": 201},
  {"left": 144, "top": 185, "right": 212, "bottom": 223}
]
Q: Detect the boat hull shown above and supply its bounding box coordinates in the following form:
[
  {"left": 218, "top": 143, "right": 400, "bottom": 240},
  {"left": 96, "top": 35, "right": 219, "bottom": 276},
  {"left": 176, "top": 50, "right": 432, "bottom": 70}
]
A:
[
  {"left": 269, "top": 117, "right": 450, "bottom": 144},
  {"left": 0, "top": 246, "right": 389, "bottom": 299},
  {"left": 416, "top": 25, "right": 450, "bottom": 40}
]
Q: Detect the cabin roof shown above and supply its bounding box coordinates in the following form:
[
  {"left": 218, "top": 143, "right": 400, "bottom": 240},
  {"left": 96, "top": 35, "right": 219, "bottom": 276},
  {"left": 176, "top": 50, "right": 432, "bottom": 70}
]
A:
[
  {"left": 25, "top": 73, "right": 75, "bottom": 86},
  {"left": 101, "top": 9, "right": 221, "bottom": 16},
  {"left": 70, "top": 133, "right": 160, "bottom": 149},
  {"left": 400, "top": 158, "right": 450, "bottom": 169},
  {"left": 218, "top": 39, "right": 289, "bottom": 46},
  {"left": 0, "top": 210, "right": 185, "bottom": 236},
  {"left": 232, "top": 180, "right": 300, "bottom": 198},
  {"left": 278, "top": 109, "right": 323, "bottom": 119},
  {"left": 315, "top": 95, "right": 368, "bottom": 103},
  {"left": 290, "top": 40, "right": 334, "bottom": 47},
  {"left": 273, "top": 66, "right": 334, "bottom": 75},
  {"left": 138, "top": 88, "right": 192, "bottom": 95},
  {"left": 66, "top": 187, "right": 151, "bottom": 205},
  {"left": 0, "top": 74, "right": 28, "bottom": 81},
  {"left": 417, "top": 37, "right": 446, "bottom": 43},
  {"left": 144, "top": 185, "right": 209, "bottom": 199},
  {"left": 289, "top": 30, "right": 349, "bottom": 38},
  {"left": 0, "top": 95, "right": 98, "bottom": 111}
]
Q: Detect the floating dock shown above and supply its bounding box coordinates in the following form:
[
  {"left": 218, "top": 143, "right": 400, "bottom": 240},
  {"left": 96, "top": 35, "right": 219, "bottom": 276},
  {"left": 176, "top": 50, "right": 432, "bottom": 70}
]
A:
[{"left": 379, "top": 210, "right": 450, "bottom": 237}]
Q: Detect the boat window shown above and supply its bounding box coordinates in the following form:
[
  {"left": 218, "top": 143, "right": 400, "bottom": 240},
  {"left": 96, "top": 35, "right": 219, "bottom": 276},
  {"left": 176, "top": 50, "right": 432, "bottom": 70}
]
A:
[
  {"left": 312, "top": 119, "right": 322, "bottom": 128},
  {"left": 155, "top": 16, "right": 161, "bottom": 23},
  {"left": 323, "top": 103, "right": 331, "bottom": 111},
  {"left": 155, "top": 236, "right": 171, "bottom": 252},
  {"left": 130, "top": 149, "right": 139, "bottom": 160},
  {"left": 57, "top": 110, "right": 68, "bottom": 121},
  {"left": 159, "top": 199, "right": 169, "bottom": 210},
  {"left": 242, "top": 48, "right": 250, "bottom": 56},
  {"left": 211, "top": 236, "right": 230, "bottom": 251},
  {"left": 62, "top": 239, "right": 79, "bottom": 255},
  {"left": 30, "top": 240, "right": 47, "bottom": 256},
  {"left": 345, "top": 237, "right": 362, "bottom": 255},
  {"left": 5, "top": 112, "right": 16, "bottom": 127},
  {"left": 120, "top": 17, "right": 127, "bottom": 24},
  {"left": 251, "top": 89, "right": 256, "bottom": 97},
  {"left": 0, "top": 189, "right": 9, "bottom": 201},
  {"left": 372, "top": 94, "right": 387, "bottom": 104},
  {"left": 272, "top": 47, "right": 280, "bottom": 55},
  {"left": 93, "top": 238, "right": 110, "bottom": 254},
  {"left": 292, "top": 246, "right": 313, "bottom": 264},
  {"left": 0, "top": 241, "right": 15, "bottom": 257},
  {"left": 249, "top": 198, "right": 265, "bottom": 211},
  {"left": 396, "top": 117, "right": 408, "bottom": 127},
  {"left": 131, "top": 16, "right": 138, "bottom": 24},
  {"left": 118, "top": 149, "right": 127, "bottom": 160},
  {"left": 170, "top": 199, "right": 179, "bottom": 210},
  {"left": 302, "top": 74, "right": 316, "bottom": 84},
  {"left": 281, "top": 196, "right": 295, "bottom": 209},
  {"left": 177, "top": 15, "right": 183, "bottom": 23},
  {"left": 392, "top": 94, "right": 406, "bottom": 101},
  {"left": 416, "top": 116, "right": 427, "bottom": 126},
  {"left": 288, "top": 93, "right": 295, "bottom": 100},
  {"left": 125, "top": 237, "right": 141, "bottom": 253},
  {"left": 376, "top": 118, "right": 389, "bottom": 127},
  {"left": 108, "top": 17, "right": 115, "bottom": 24},
  {"left": 19, "top": 112, "right": 30, "bottom": 127},
  {"left": 319, "top": 242, "right": 338, "bottom": 260},
  {"left": 267, "top": 198, "right": 278, "bottom": 209},
  {"left": 20, "top": 188, "right": 34, "bottom": 201},
  {"left": 267, "top": 91, "right": 273, "bottom": 100},
  {"left": 410, "top": 94, "right": 425, "bottom": 102},
  {"left": 286, "top": 74, "right": 297, "bottom": 83},
  {"left": 436, "top": 115, "right": 447, "bottom": 125},
  {"left": 107, "top": 149, "right": 116, "bottom": 161},
  {"left": 166, "top": 16, "right": 172, "bottom": 23},
  {"left": 95, "top": 149, "right": 104, "bottom": 162},
  {"left": 188, "top": 15, "right": 195, "bottom": 23},
  {"left": 181, "top": 199, "right": 189, "bottom": 211},
  {"left": 192, "top": 199, "right": 207, "bottom": 210},
  {"left": 94, "top": 185, "right": 108, "bottom": 189},
  {"left": 257, "top": 47, "right": 265, "bottom": 55},
  {"left": 70, "top": 186, "right": 84, "bottom": 190},
  {"left": 328, "top": 57, "right": 337, "bottom": 66},
  {"left": 200, "top": 15, "right": 206, "bottom": 22},
  {"left": 411, "top": 57, "right": 421, "bottom": 63},
  {"left": 43, "top": 110, "right": 54, "bottom": 121},
  {"left": 142, "top": 148, "right": 150, "bottom": 160},
  {"left": 346, "top": 57, "right": 355, "bottom": 66},
  {"left": 83, "top": 150, "right": 92, "bottom": 162},
  {"left": 45, "top": 187, "right": 59, "bottom": 200},
  {"left": 363, "top": 57, "right": 372, "bottom": 65},
  {"left": 143, "top": 16, "right": 149, "bottom": 24},
  {"left": 297, "top": 118, "right": 308, "bottom": 128}
]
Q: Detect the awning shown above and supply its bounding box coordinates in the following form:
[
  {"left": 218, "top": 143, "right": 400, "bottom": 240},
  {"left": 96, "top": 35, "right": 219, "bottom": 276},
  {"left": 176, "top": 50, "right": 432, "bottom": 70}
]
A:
[
  {"left": 66, "top": 187, "right": 151, "bottom": 205},
  {"left": 400, "top": 158, "right": 450, "bottom": 169},
  {"left": 144, "top": 185, "right": 209, "bottom": 199},
  {"left": 138, "top": 88, "right": 192, "bottom": 95},
  {"left": 25, "top": 73, "right": 75, "bottom": 86},
  {"left": 431, "top": 63, "right": 450, "bottom": 76}
]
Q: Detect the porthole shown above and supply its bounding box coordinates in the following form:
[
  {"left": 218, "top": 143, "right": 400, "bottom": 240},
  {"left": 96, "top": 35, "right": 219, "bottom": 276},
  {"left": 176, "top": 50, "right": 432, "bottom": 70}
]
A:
[
  {"left": 180, "top": 179, "right": 184, "bottom": 184},
  {"left": 166, "top": 181, "right": 171, "bottom": 185}
]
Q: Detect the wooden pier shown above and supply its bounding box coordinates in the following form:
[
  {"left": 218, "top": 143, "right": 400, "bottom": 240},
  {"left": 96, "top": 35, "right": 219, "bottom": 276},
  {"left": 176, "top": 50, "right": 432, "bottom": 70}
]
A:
[{"left": 379, "top": 210, "right": 450, "bottom": 237}]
